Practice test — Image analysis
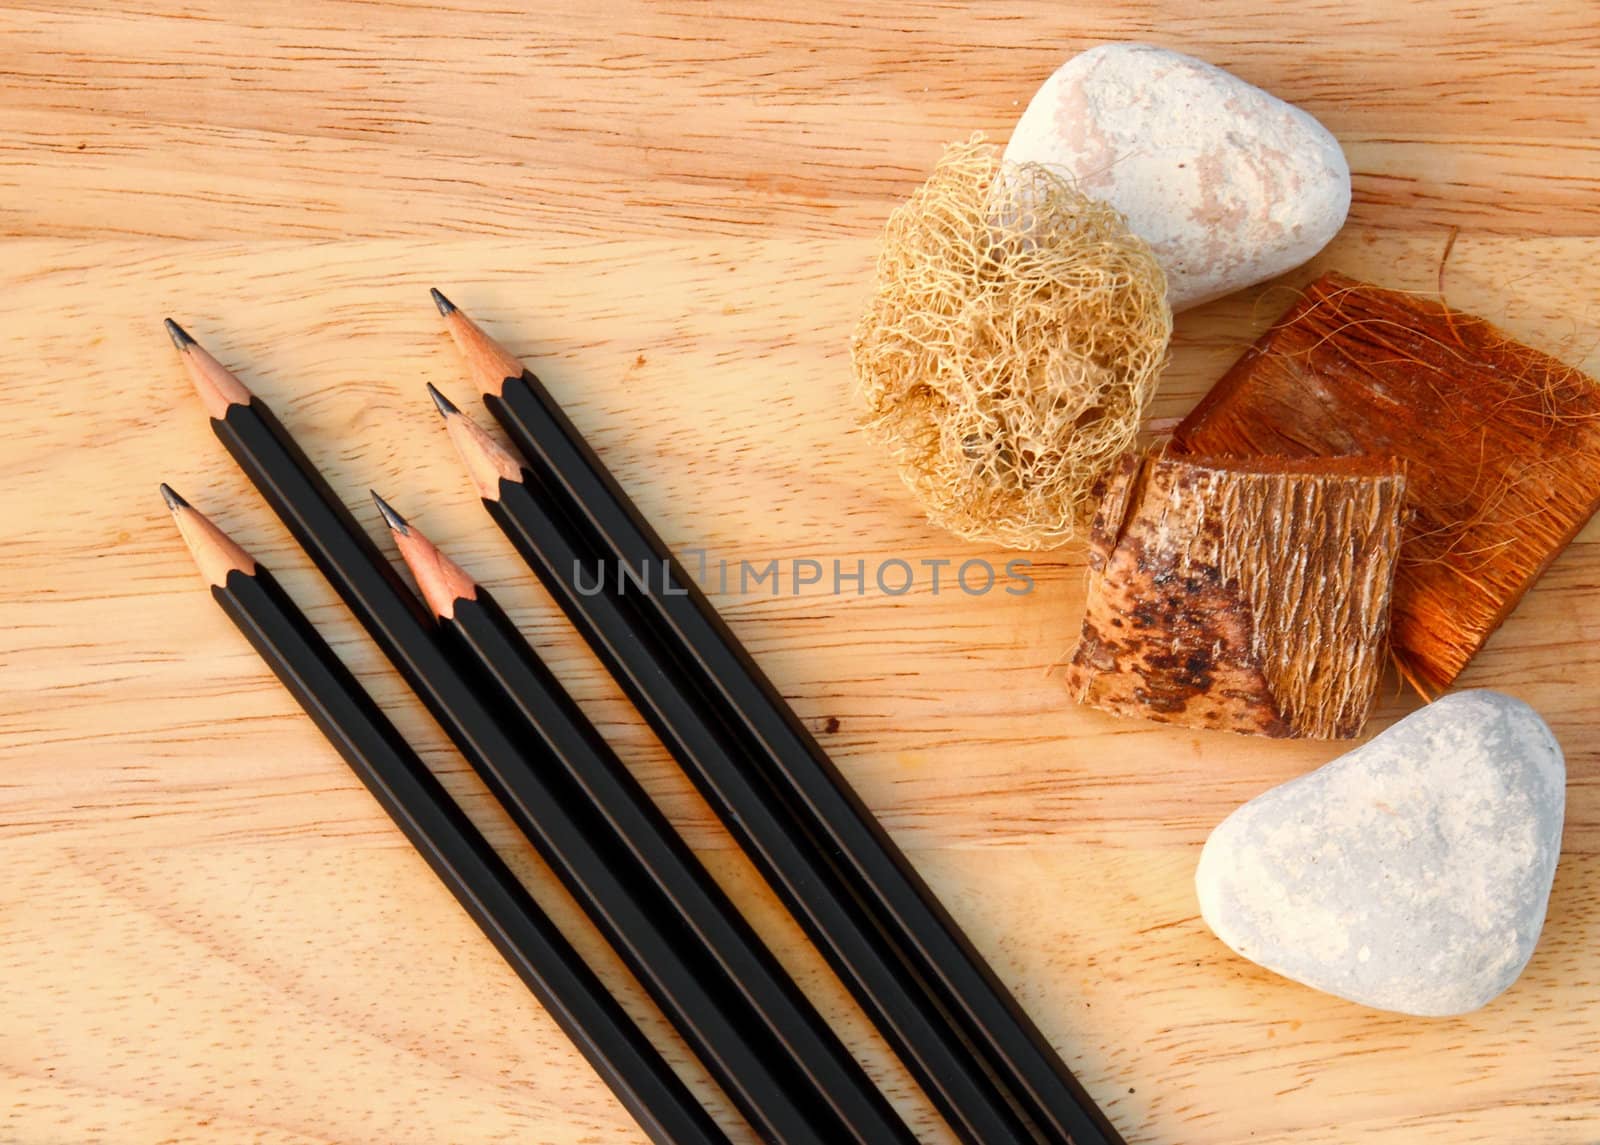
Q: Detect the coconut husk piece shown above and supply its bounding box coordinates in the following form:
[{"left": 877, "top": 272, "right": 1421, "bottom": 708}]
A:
[
  {"left": 1066, "top": 451, "right": 1408, "bottom": 739},
  {"left": 1172, "top": 272, "right": 1600, "bottom": 694}
]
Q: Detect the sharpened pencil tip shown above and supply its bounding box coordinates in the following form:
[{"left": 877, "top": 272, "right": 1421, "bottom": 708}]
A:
[
  {"left": 425, "top": 382, "right": 460, "bottom": 418},
  {"left": 429, "top": 288, "right": 456, "bottom": 317},
  {"left": 370, "top": 490, "right": 410, "bottom": 535},
  {"left": 159, "top": 483, "right": 190, "bottom": 511},
  {"left": 164, "top": 318, "right": 195, "bottom": 351}
]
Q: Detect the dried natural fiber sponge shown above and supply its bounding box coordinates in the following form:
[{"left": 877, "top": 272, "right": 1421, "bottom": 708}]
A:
[
  {"left": 1066, "top": 451, "right": 1408, "bottom": 739},
  {"left": 853, "top": 138, "right": 1172, "bottom": 549},
  {"left": 1174, "top": 272, "right": 1600, "bottom": 694}
]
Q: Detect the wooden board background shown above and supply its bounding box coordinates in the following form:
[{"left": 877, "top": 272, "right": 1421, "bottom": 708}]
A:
[{"left": 2, "top": 2, "right": 1598, "bottom": 1142}]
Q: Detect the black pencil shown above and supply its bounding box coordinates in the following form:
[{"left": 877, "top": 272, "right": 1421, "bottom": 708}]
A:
[
  {"left": 428, "top": 385, "right": 1043, "bottom": 1143},
  {"left": 432, "top": 293, "right": 1123, "bottom": 1145},
  {"left": 159, "top": 486, "right": 727, "bottom": 1145},
  {"left": 375, "top": 492, "right": 917, "bottom": 1145},
  {"left": 432, "top": 388, "right": 1043, "bottom": 1138},
  {"left": 166, "top": 320, "right": 891, "bottom": 1144}
]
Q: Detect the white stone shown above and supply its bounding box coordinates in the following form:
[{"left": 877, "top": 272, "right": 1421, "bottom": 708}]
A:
[
  {"left": 1196, "top": 692, "right": 1565, "bottom": 1017},
  {"left": 1003, "top": 43, "right": 1351, "bottom": 311}
]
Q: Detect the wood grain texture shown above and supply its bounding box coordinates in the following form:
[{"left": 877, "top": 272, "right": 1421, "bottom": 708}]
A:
[
  {"left": 1, "top": 3, "right": 1597, "bottom": 1142},
  {"left": 1066, "top": 454, "right": 1407, "bottom": 740}
]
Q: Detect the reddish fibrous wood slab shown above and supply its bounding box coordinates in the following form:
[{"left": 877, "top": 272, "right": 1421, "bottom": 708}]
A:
[{"left": 1172, "top": 272, "right": 1600, "bottom": 694}]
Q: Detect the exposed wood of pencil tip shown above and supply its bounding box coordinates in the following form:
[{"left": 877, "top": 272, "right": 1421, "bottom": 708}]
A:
[
  {"left": 429, "top": 385, "right": 526, "bottom": 502},
  {"left": 371, "top": 491, "right": 478, "bottom": 619},
  {"left": 432, "top": 289, "right": 524, "bottom": 397},
  {"left": 162, "top": 484, "right": 257, "bottom": 587},
  {"left": 164, "top": 318, "right": 254, "bottom": 419}
]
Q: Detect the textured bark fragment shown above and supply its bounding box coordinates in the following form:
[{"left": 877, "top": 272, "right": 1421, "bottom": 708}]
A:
[
  {"left": 1173, "top": 272, "right": 1600, "bottom": 694},
  {"left": 1066, "top": 452, "right": 1407, "bottom": 739}
]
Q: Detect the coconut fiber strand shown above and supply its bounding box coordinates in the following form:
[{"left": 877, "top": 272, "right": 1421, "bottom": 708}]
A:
[
  {"left": 854, "top": 137, "right": 1171, "bottom": 550},
  {"left": 1173, "top": 272, "right": 1600, "bottom": 694},
  {"left": 1066, "top": 452, "right": 1408, "bottom": 739}
]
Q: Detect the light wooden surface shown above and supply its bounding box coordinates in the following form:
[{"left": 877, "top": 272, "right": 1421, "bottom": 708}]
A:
[{"left": 2, "top": 3, "right": 1598, "bottom": 1142}]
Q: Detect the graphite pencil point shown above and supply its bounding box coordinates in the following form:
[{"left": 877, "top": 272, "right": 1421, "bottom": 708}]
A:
[
  {"left": 371, "top": 490, "right": 411, "bottom": 535},
  {"left": 426, "top": 382, "right": 460, "bottom": 419},
  {"left": 164, "top": 318, "right": 196, "bottom": 351},
  {"left": 430, "top": 288, "right": 456, "bottom": 317},
  {"left": 159, "top": 482, "right": 190, "bottom": 511},
  {"left": 167, "top": 324, "right": 253, "bottom": 417}
]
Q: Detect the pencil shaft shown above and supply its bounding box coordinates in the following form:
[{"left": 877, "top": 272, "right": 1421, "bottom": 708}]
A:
[
  {"left": 208, "top": 398, "right": 872, "bottom": 1142},
  {"left": 484, "top": 483, "right": 1036, "bottom": 1145},
  {"left": 485, "top": 373, "right": 1121, "bottom": 1145},
  {"left": 210, "top": 566, "right": 725, "bottom": 1145},
  {"left": 442, "top": 588, "right": 917, "bottom": 1143}
]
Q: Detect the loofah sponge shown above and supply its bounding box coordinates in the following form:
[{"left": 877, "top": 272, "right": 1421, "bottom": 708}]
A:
[{"left": 853, "top": 137, "right": 1172, "bottom": 549}]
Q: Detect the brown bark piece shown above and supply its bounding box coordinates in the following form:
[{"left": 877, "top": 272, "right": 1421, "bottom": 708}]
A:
[
  {"left": 1173, "top": 272, "right": 1600, "bottom": 694},
  {"left": 1066, "top": 452, "right": 1407, "bottom": 739}
]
